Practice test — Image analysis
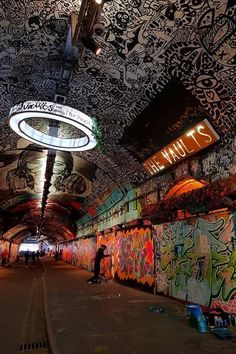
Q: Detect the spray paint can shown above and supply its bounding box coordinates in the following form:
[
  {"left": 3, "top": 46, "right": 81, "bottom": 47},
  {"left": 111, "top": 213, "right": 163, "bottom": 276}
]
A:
[
  {"left": 214, "top": 316, "right": 219, "bottom": 327},
  {"left": 197, "top": 315, "right": 208, "bottom": 333},
  {"left": 219, "top": 317, "right": 224, "bottom": 328},
  {"left": 227, "top": 314, "right": 232, "bottom": 326}
]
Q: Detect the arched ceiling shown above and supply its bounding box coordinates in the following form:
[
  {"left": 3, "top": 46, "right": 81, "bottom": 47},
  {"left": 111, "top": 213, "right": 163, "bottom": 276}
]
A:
[{"left": 0, "top": 0, "right": 235, "bottom": 242}]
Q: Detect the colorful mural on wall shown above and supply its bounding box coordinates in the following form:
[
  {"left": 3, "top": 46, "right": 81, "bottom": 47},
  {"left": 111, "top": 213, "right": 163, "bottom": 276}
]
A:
[
  {"left": 60, "top": 227, "right": 154, "bottom": 286},
  {"left": 10, "top": 243, "right": 19, "bottom": 262},
  {"left": 60, "top": 242, "right": 73, "bottom": 264},
  {"left": 0, "top": 240, "right": 19, "bottom": 264},
  {"left": 154, "top": 211, "right": 236, "bottom": 313},
  {"left": 59, "top": 210, "right": 236, "bottom": 314},
  {"left": 115, "top": 227, "right": 153, "bottom": 287},
  {"left": 76, "top": 238, "right": 96, "bottom": 272},
  {"left": 60, "top": 237, "right": 96, "bottom": 272},
  {"left": 0, "top": 240, "right": 9, "bottom": 265}
]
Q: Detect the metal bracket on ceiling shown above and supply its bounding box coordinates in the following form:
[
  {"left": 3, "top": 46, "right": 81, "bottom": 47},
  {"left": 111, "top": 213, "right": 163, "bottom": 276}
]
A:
[
  {"left": 38, "top": 26, "right": 77, "bottom": 233},
  {"left": 71, "top": 1, "right": 102, "bottom": 46},
  {"left": 71, "top": 0, "right": 110, "bottom": 59},
  {"left": 38, "top": 1, "right": 111, "bottom": 234},
  {"left": 54, "top": 32, "right": 76, "bottom": 104},
  {"left": 53, "top": 0, "right": 110, "bottom": 102}
]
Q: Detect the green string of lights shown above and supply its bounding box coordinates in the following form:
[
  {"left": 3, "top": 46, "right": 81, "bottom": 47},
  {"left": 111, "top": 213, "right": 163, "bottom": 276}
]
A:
[{"left": 92, "top": 117, "right": 104, "bottom": 153}]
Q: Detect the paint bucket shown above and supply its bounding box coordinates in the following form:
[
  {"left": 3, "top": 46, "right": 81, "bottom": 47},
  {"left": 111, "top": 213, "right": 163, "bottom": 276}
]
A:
[
  {"left": 187, "top": 304, "right": 202, "bottom": 319},
  {"left": 187, "top": 304, "right": 202, "bottom": 327}
]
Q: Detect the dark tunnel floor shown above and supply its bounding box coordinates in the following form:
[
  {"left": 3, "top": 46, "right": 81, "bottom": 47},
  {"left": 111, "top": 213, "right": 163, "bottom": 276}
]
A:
[
  {"left": 1, "top": 258, "right": 235, "bottom": 354},
  {"left": 0, "top": 260, "right": 49, "bottom": 354}
]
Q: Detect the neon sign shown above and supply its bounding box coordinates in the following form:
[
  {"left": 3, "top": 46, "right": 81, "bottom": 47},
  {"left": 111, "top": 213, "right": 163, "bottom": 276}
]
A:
[{"left": 143, "top": 119, "right": 220, "bottom": 176}]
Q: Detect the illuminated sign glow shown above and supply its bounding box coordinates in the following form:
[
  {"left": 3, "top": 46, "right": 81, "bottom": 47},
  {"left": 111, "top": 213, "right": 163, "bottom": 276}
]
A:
[
  {"left": 143, "top": 119, "right": 220, "bottom": 176},
  {"left": 9, "top": 101, "right": 97, "bottom": 152}
]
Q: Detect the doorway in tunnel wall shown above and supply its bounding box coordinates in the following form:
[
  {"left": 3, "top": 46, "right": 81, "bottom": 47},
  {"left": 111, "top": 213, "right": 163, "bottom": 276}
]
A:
[{"left": 153, "top": 210, "right": 236, "bottom": 313}]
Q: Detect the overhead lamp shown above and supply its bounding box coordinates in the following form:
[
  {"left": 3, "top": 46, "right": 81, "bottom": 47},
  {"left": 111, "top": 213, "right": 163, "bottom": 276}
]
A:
[
  {"left": 81, "top": 36, "right": 102, "bottom": 56},
  {"left": 94, "top": 0, "right": 112, "bottom": 3},
  {"left": 9, "top": 101, "right": 97, "bottom": 152}
]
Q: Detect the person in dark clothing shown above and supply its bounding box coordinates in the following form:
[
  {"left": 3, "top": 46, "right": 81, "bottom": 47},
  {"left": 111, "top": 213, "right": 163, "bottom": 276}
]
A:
[
  {"left": 31, "top": 251, "right": 36, "bottom": 265},
  {"left": 88, "top": 245, "right": 110, "bottom": 284},
  {"left": 24, "top": 250, "right": 30, "bottom": 266}
]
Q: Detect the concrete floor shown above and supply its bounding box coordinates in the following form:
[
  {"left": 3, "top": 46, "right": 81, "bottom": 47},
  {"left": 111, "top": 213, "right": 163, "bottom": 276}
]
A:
[
  {"left": 44, "top": 259, "right": 235, "bottom": 354},
  {"left": 0, "top": 260, "right": 49, "bottom": 354},
  {"left": 0, "top": 258, "right": 235, "bottom": 354}
]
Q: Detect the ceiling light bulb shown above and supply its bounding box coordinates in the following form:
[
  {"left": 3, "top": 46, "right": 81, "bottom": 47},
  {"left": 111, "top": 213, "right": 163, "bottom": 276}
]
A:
[
  {"left": 96, "top": 47, "right": 102, "bottom": 56},
  {"left": 81, "top": 36, "right": 102, "bottom": 56}
]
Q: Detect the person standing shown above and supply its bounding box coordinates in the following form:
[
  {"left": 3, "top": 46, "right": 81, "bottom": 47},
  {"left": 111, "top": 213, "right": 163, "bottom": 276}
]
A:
[
  {"left": 24, "top": 250, "right": 30, "bottom": 266},
  {"left": 93, "top": 245, "right": 110, "bottom": 283},
  {"left": 31, "top": 251, "right": 36, "bottom": 265}
]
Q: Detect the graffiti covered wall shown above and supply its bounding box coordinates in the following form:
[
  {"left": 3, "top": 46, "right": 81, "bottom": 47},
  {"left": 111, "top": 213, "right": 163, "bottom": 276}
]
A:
[
  {"left": 115, "top": 227, "right": 153, "bottom": 287},
  {"left": 75, "top": 238, "right": 96, "bottom": 272},
  {"left": 60, "top": 242, "right": 72, "bottom": 263},
  {"left": 60, "top": 238, "right": 96, "bottom": 271},
  {"left": 60, "top": 227, "right": 154, "bottom": 287},
  {"left": 0, "top": 240, "right": 9, "bottom": 264},
  {"left": 10, "top": 243, "right": 19, "bottom": 262},
  {"left": 0, "top": 240, "right": 19, "bottom": 263},
  {"left": 154, "top": 211, "right": 236, "bottom": 312}
]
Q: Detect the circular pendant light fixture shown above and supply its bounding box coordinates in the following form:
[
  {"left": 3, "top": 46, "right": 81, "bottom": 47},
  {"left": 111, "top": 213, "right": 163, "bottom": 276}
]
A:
[{"left": 9, "top": 101, "right": 97, "bottom": 151}]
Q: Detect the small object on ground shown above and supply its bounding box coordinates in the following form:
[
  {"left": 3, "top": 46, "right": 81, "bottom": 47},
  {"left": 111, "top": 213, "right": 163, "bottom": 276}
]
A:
[
  {"left": 197, "top": 315, "right": 208, "bottom": 333},
  {"left": 148, "top": 306, "right": 164, "bottom": 313},
  {"left": 211, "top": 327, "right": 236, "bottom": 340},
  {"left": 186, "top": 304, "right": 202, "bottom": 327},
  {"left": 187, "top": 304, "right": 202, "bottom": 320},
  {"left": 203, "top": 307, "right": 229, "bottom": 328},
  {"left": 87, "top": 276, "right": 104, "bottom": 284},
  {"left": 87, "top": 276, "right": 95, "bottom": 284}
]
